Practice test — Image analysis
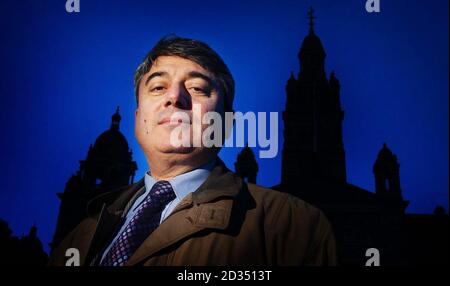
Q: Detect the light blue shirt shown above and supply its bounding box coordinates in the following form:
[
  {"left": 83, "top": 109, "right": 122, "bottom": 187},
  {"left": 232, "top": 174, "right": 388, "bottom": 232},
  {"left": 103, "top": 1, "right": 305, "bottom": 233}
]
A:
[{"left": 100, "top": 160, "right": 215, "bottom": 264}]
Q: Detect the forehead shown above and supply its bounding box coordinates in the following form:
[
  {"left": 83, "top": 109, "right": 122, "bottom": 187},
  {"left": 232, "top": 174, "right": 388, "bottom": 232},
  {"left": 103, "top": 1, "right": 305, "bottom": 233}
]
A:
[{"left": 147, "top": 56, "right": 212, "bottom": 77}]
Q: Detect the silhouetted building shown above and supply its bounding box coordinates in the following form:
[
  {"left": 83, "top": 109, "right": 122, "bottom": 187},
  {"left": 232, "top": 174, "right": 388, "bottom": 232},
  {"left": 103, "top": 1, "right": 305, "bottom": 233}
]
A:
[
  {"left": 403, "top": 212, "right": 449, "bottom": 265},
  {"left": 253, "top": 7, "right": 447, "bottom": 265},
  {"left": 51, "top": 107, "right": 137, "bottom": 250},
  {"left": 0, "top": 219, "right": 48, "bottom": 265},
  {"left": 235, "top": 144, "right": 259, "bottom": 184},
  {"left": 282, "top": 8, "right": 346, "bottom": 186}
]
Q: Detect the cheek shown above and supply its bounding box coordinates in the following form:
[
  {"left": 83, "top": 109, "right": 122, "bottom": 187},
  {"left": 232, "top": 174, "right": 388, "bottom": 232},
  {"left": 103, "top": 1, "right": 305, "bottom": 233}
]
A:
[
  {"left": 192, "top": 102, "right": 216, "bottom": 126},
  {"left": 195, "top": 100, "right": 224, "bottom": 135},
  {"left": 138, "top": 101, "right": 159, "bottom": 122},
  {"left": 194, "top": 95, "right": 223, "bottom": 115},
  {"left": 135, "top": 106, "right": 157, "bottom": 137},
  {"left": 135, "top": 109, "right": 145, "bottom": 136}
]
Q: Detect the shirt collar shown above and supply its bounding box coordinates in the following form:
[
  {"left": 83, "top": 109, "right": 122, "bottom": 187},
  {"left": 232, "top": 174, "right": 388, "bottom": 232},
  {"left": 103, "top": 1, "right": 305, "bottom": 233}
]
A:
[{"left": 144, "top": 159, "right": 215, "bottom": 201}]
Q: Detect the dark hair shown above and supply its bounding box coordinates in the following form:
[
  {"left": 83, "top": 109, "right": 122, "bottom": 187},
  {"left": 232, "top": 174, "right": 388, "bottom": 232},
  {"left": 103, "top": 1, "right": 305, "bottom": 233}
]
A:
[{"left": 134, "top": 35, "right": 235, "bottom": 112}]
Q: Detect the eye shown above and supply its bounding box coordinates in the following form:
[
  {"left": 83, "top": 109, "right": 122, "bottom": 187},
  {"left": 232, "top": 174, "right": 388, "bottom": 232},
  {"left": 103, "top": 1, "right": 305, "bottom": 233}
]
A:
[
  {"left": 188, "top": 86, "right": 208, "bottom": 96},
  {"left": 191, "top": 87, "right": 204, "bottom": 92},
  {"left": 150, "top": 86, "right": 166, "bottom": 92}
]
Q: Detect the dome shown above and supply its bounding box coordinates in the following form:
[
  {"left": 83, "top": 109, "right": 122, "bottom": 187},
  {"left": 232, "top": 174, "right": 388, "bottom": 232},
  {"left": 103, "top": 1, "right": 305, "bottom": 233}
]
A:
[
  {"left": 85, "top": 107, "right": 131, "bottom": 161},
  {"left": 299, "top": 7, "right": 326, "bottom": 58},
  {"left": 299, "top": 32, "right": 326, "bottom": 57},
  {"left": 91, "top": 129, "right": 130, "bottom": 161}
]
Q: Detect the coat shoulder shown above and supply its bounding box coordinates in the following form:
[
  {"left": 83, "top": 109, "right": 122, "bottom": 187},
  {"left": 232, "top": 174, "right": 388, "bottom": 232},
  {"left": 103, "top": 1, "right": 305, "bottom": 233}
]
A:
[
  {"left": 246, "top": 183, "right": 325, "bottom": 223},
  {"left": 245, "top": 183, "right": 337, "bottom": 265}
]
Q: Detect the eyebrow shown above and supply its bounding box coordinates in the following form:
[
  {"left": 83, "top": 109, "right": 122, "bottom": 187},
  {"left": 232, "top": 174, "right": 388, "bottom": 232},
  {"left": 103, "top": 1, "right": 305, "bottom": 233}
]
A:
[
  {"left": 145, "top": 71, "right": 169, "bottom": 86},
  {"left": 144, "top": 70, "right": 215, "bottom": 87},
  {"left": 186, "top": 71, "right": 214, "bottom": 87}
]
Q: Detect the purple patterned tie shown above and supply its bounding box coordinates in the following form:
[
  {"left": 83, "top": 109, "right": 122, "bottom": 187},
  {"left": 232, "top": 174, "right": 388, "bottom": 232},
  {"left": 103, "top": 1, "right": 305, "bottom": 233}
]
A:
[{"left": 100, "top": 180, "right": 176, "bottom": 266}]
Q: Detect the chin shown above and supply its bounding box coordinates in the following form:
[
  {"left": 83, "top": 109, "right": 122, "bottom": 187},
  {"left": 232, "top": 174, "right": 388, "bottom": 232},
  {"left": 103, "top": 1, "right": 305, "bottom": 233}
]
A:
[{"left": 156, "top": 143, "right": 196, "bottom": 154}]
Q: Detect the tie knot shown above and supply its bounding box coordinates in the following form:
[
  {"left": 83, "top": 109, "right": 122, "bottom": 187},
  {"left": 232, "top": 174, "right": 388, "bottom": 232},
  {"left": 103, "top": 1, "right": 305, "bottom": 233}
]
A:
[{"left": 149, "top": 180, "right": 176, "bottom": 205}]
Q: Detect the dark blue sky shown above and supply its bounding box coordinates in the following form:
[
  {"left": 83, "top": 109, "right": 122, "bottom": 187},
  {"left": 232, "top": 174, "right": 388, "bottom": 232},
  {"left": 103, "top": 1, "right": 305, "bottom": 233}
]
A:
[{"left": 0, "top": 0, "right": 448, "bottom": 251}]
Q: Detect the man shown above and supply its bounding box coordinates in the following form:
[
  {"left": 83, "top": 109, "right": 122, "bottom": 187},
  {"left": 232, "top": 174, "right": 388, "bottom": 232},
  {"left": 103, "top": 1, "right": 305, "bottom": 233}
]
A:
[{"left": 50, "top": 36, "right": 337, "bottom": 266}]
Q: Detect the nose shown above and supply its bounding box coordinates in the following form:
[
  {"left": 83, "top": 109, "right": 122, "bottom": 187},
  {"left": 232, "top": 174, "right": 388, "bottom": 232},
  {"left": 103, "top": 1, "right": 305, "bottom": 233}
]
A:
[{"left": 164, "top": 83, "right": 191, "bottom": 110}]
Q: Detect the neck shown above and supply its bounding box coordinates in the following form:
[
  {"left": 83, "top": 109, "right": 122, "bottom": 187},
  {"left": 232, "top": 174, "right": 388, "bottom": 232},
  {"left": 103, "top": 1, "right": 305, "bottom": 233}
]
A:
[{"left": 146, "top": 152, "right": 216, "bottom": 180}]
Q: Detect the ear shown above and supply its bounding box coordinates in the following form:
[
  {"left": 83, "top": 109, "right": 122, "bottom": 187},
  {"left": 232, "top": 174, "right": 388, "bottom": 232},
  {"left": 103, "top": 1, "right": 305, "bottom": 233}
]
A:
[{"left": 135, "top": 107, "right": 141, "bottom": 120}]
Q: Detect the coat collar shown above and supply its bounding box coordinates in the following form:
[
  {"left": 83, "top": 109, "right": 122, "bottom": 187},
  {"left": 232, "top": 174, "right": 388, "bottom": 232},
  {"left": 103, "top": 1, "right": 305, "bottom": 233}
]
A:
[
  {"left": 85, "top": 158, "right": 243, "bottom": 266},
  {"left": 86, "top": 158, "right": 241, "bottom": 216}
]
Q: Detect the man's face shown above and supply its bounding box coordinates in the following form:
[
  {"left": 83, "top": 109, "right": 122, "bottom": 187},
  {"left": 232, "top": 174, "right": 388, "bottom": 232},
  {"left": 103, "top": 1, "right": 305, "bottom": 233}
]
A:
[{"left": 135, "top": 55, "right": 224, "bottom": 160}]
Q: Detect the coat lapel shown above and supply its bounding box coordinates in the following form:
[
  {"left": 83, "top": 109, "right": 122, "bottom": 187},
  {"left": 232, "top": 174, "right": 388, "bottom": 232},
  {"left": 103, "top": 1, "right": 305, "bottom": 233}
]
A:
[
  {"left": 126, "top": 159, "right": 242, "bottom": 265},
  {"left": 83, "top": 178, "right": 147, "bottom": 265},
  {"left": 84, "top": 204, "right": 122, "bottom": 265}
]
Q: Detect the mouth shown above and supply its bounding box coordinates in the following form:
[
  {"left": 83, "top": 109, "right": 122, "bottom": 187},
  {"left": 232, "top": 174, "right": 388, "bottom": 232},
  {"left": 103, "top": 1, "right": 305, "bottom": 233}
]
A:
[{"left": 158, "top": 116, "right": 191, "bottom": 126}]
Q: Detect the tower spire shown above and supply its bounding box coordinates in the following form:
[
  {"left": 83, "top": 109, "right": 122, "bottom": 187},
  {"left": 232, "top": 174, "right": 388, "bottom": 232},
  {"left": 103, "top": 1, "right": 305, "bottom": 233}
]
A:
[
  {"left": 111, "top": 106, "right": 121, "bottom": 131},
  {"left": 307, "top": 6, "right": 316, "bottom": 34}
]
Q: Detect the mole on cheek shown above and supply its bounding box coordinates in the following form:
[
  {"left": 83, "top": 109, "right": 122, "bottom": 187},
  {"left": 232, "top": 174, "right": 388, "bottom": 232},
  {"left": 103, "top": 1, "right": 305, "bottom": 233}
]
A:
[{"left": 144, "top": 119, "right": 148, "bottom": 134}]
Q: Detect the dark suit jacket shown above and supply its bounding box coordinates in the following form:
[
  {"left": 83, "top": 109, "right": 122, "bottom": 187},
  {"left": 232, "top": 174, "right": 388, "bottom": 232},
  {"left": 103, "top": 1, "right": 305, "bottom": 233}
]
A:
[{"left": 49, "top": 159, "right": 337, "bottom": 266}]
